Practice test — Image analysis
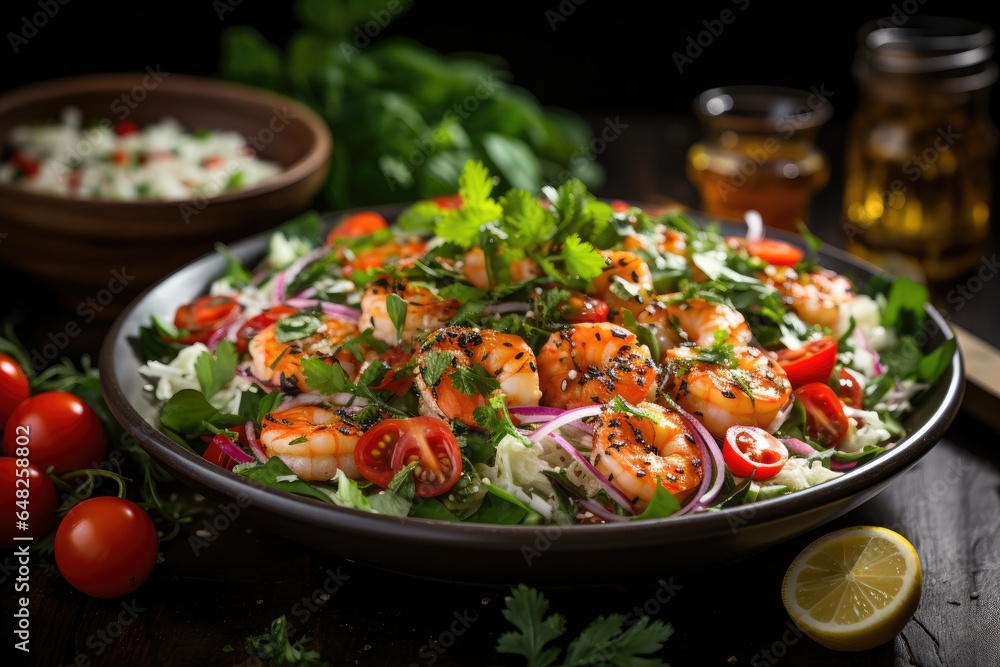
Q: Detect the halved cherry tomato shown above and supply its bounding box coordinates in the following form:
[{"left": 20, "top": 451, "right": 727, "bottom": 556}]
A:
[
  {"left": 234, "top": 305, "right": 298, "bottom": 353},
  {"left": 745, "top": 238, "right": 804, "bottom": 266},
  {"left": 556, "top": 289, "right": 609, "bottom": 323},
  {"left": 354, "top": 416, "right": 462, "bottom": 497},
  {"left": 610, "top": 199, "right": 631, "bottom": 212},
  {"left": 326, "top": 211, "right": 388, "bottom": 244},
  {"left": 794, "top": 382, "right": 849, "bottom": 448},
  {"left": 173, "top": 296, "right": 242, "bottom": 345},
  {"left": 389, "top": 417, "right": 462, "bottom": 498},
  {"left": 774, "top": 336, "right": 838, "bottom": 388},
  {"left": 722, "top": 425, "right": 789, "bottom": 480},
  {"left": 431, "top": 193, "right": 463, "bottom": 210},
  {"left": 834, "top": 368, "right": 864, "bottom": 408}
]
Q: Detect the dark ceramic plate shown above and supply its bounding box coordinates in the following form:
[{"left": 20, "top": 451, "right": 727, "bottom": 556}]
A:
[{"left": 99, "top": 208, "right": 964, "bottom": 586}]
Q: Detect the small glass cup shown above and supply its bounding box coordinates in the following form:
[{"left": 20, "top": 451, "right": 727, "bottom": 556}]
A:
[{"left": 686, "top": 85, "right": 833, "bottom": 232}]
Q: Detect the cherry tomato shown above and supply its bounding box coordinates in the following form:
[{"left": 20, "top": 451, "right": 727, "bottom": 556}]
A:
[
  {"left": 114, "top": 120, "right": 139, "bottom": 136},
  {"left": 610, "top": 199, "right": 631, "bottom": 212},
  {"left": 54, "top": 496, "right": 158, "bottom": 598},
  {"left": 774, "top": 336, "right": 838, "bottom": 388},
  {"left": 326, "top": 211, "right": 388, "bottom": 244},
  {"left": 234, "top": 305, "right": 298, "bottom": 353},
  {"left": 431, "top": 193, "right": 463, "bottom": 210},
  {"left": 354, "top": 417, "right": 462, "bottom": 497},
  {"left": 2, "top": 391, "right": 107, "bottom": 475},
  {"left": 1, "top": 457, "right": 59, "bottom": 548},
  {"left": 0, "top": 353, "right": 31, "bottom": 430},
  {"left": 173, "top": 295, "right": 242, "bottom": 345},
  {"left": 834, "top": 368, "right": 864, "bottom": 408},
  {"left": 389, "top": 417, "right": 463, "bottom": 498},
  {"left": 557, "top": 289, "right": 609, "bottom": 323},
  {"left": 344, "top": 238, "right": 427, "bottom": 273},
  {"left": 722, "top": 425, "right": 789, "bottom": 481},
  {"left": 745, "top": 238, "right": 804, "bottom": 266},
  {"left": 11, "top": 152, "right": 40, "bottom": 177},
  {"left": 794, "top": 382, "right": 849, "bottom": 448}
]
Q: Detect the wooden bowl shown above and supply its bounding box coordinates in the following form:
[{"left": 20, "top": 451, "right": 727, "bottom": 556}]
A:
[{"left": 0, "top": 73, "right": 331, "bottom": 318}]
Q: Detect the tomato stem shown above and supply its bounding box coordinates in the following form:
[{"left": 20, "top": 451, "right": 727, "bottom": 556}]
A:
[{"left": 57, "top": 468, "right": 130, "bottom": 500}]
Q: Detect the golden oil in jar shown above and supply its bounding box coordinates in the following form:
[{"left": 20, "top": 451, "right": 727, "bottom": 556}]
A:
[
  {"left": 843, "top": 17, "right": 998, "bottom": 282},
  {"left": 687, "top": 86, "right": 833, "bottom": 232}
]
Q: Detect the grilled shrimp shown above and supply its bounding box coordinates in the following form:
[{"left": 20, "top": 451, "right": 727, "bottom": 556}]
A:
[
  {"left": 260, "top": 405, "right": 365, "bottom": 481},
  {"left": 248, "top": 316, "right": 360, "bottom": 394},
  {"left": 415, "top": 326, "right": 541, "bottom": 427},
  {"left": 359, "top": 275, "right": 461, "bottom": 346},
  {"left": 660, "top": 345, "right": 792, "bottom": 439},
  {"left": 762, "top": 265, "right": 854, "bottom": 331},
  {"left": 591, "top": 401, "right": 703, "bottom": 511},
  {"left": 461, "top": 247, "right": 541, "bottom": 291},
  {"left": 632, "top": 295, "right": 752, "bottom": 359},
  {"left": 537, "top": 322, "right": 657, "bottom": 410}
]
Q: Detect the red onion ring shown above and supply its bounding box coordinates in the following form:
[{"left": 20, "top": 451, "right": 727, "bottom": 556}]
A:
[
  {"left": 319, "top": 302, "right": 362, "bottom": 321},
  {"left": 577, "top": 498, "right": 630, "bottom": 523},
  {"left": 547, "top": 432, "right": 635, "bottom": 514},
  {"left": 483, "top": 302, "right": 532, "bottom": 316},
  {"left": 244, "top": 421, "right": 269, "bottom": 463},
  {"left": 272, "top": 247, "right": 328, "bottom": 304},
  {"left": 210, "top": 433, "right": 254, "bottom": 464},
  {"left": 831, "top": 459, "right": 857, "bottom": 471},
  {"left": 528, "top": 405, "right": 603, "bottom": 443},
  {"left": 672, "top": 405, "right": 725, "bottom": 510},
  {"left": 780, "top": 437, "right": 818, "bottom": 457}
]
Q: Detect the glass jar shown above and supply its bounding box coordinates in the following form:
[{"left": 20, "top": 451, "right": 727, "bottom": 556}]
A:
[
  {"left": 686, "top": 85, "right": 833, "bottom": 232},
  {"left": 842, "top": 17, "right": 998, "bottom": 282}
]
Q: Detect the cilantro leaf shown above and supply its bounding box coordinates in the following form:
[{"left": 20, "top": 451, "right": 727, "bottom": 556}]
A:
[
  {"left": 194, "top": 339, "right": 238, "bottom": 399},
  {"left": 434, "top": 160, "right": 504, "bottom": 247},
  {"left": 501, "top": 189, "right": 554, "bottom": 245},
  {"left": 301, "top": 358, "right": 353, "bottom": 395},
  {"left": 559, "top": 234, "right": 605, "bottom": 281},
  {"left": 396, "top": 199, "right": 442, "bottom": 234},
  {"left": 420, "top": 350, "right": 453, "bottom": 387},
  {"left": 496, "top": 585, "right": 673, "bottom": 667},
  {"left": 473, "top": 394, "right": 532, "bottom": 448},
  {"left": 496, "top": 584, "right": 567, "bottom": 667},
  {"left": 244, "top": 615, "right": 330, "bottom": 667},
  {"left": 451, "top": 364, "right": 501, "bottom": 397}
]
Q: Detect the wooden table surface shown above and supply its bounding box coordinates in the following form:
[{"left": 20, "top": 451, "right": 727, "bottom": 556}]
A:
[{"left": 3, "top": 115, "right": 999, "bottom": 667}]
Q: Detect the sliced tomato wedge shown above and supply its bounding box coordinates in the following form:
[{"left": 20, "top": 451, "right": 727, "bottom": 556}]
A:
[
  {"left": 326, "top": 211, "right": 388, "bottom": 244},
  {"left": 10, "top": 152, "right": 40, "bottom": 178},
  {"left": 114, "top": 121, "right": 139, "bottom": 136},
  {"left": 173, "top": 295, "right": 242, "bottom": 345},
  {"left": 722, "top": 425, "right": 789, "bottom": 480},
  {"left": 371, "top": 346, "right": 415, "bottom": 397},
  {"left": 794, "top": 382, "right": 849, "bottom": 448},
  {"left": 834, "top": 368, "right": 864, "bottom": 408},
  {"left": 745, "top": 238, "right": 804, "bottom": 266},
  {"left": 354, "top": 416, "right": 462, "bottom": 497},
  {"left": 774, "top": 336, "right": 838, "bottom": 388},
  {"left": 235, "top": 305, "right": 298, "bottom": 353},
  {"left": 203, "top": 436, "right": 238, "bottom": 471}
]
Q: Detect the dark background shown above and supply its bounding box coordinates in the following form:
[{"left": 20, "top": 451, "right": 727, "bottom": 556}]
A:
[{"left": 1, "top": 0, "right": 998, "bottom": 127}]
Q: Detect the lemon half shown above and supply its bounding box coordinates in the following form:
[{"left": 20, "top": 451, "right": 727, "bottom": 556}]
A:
[{"left": 781, "top": 526, "right": 923, "bottom": 652}]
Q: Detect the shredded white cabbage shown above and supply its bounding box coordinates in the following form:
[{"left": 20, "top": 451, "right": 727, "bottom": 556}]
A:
[
  {"left": 477, "top": 434, "right": 559, "bottom": 520},
  {"left": 766, "top": 458, "right": 843, "bottom": 492},
  {"left": 138, "top": 342, "right": 251, "bottom": 414},
  {"left": 840, "top": 406, "right": 894, "bottom": 452},
  {"left": 267, "top": 231, "right": 312, "bottom": 269}
]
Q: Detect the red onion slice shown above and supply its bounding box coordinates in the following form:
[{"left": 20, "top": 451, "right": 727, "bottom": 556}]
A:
[
  {"left": 508, "top": 405, "right": 564, "bottom": 424},
  {"left": 831, "top": 459, "right": 857, "bottom": 471},
  {"left": 272, "top": 247, "right": 328, "bottom": 304},
  {"left": 528, "top": 405, "right": 603, "bottom": 443},
  {"left": 547, "top": 432, "right": 635, "bottom": 514},
  {"left": 781, "top": 437, "right": 819, "bottom": 457},
  {"left": 245, "top": 421, "right": 269, "bottom": 463},
  {"left": 673, "top": 406, "right": 725, "bottom": 509},
  {"left": 211, "top": 433, "right": 254, "bottom": 464},
  {"left": 319, "top": 302, "right": 362, "bottom": 322},
  {"left": 484, "top": 302, "right": 532, "bottom": 316},
  {"left": 577, "top": 497, "right": 630, "bottom": 523}
]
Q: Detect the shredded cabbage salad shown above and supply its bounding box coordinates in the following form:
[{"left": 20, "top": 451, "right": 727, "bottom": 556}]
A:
[{"left": 136, "top": 160, "right": 955, "bottom": 525}]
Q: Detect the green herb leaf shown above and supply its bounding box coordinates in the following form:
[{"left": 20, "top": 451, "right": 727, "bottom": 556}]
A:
[
  {"left": 194, "top": 339, "right": 238, "bottom": 399},
  {"left": 213, "top": 242, "right": 252, "bottom": 288},
  {"left": 882, "top": 276, "right": 928, "bottom": 334},
  {"left": 236, "top": 457, "right": 333, "bottom": 505},
  {"left": 559, "top": 234, "right": 605, "bottom": 281},
  {"left": 386, "top": 293, "right": 408, "bottom": 342},
  {"left": 301, "top": 358, "right": 352, "bottom": 395},
  {"left": 274, "top": 313, "right": 323, "bottom": 343},
  {"left": 451, "top": 364, "right": 501, "bottom": 398},
  {"left": 918, "top": 337, "right": 957, "bottom": 383},
  {"left": 420, "top": 350, "right": 453, "bottom": 387},
  {"left": 631, "top": 483, "right": 681, "bottom": 521},
  {"left": 244, "top": 615, "right": 330, "bottom": 667}
]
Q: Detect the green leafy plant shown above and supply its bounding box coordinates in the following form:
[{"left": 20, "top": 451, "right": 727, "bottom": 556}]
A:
[{"left": 219, "top": 0, "right": 602, "bottom": 210}]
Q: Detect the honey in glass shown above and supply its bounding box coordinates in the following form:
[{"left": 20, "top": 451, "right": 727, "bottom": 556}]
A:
[
  {"left": 842, "top": 17, "right": 998, "bottom": 282},
  {"left": 687, "top": 86, "right": 833, "bottom": 232}
]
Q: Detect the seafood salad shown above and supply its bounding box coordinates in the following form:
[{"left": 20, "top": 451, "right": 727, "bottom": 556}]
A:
[{"left": 137, "top": 161, "right": 955, "bottom": 525}]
